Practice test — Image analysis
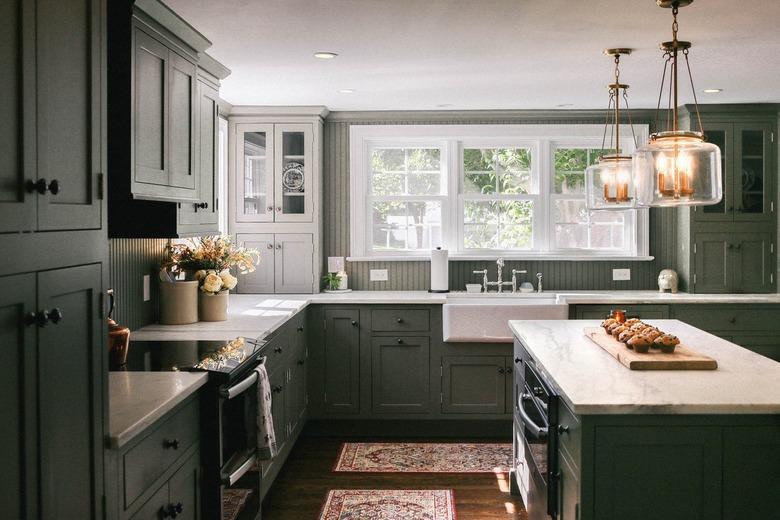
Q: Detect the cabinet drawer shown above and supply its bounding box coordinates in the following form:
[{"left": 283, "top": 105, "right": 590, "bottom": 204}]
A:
[
  {"left": 129, "top": 480, "right": 168, "bottom": 520},
  {"left": 558, "top": 399, "right": 581, "bottom": 467},
  {"left": 371, "top": 309, "right": 430, "bottom": 332},
  {"left": 123, "top": 399, "right": 199, "bottom": 508},
  {"left": 673, "top": 305, "right": 780, "bottom": 332}
]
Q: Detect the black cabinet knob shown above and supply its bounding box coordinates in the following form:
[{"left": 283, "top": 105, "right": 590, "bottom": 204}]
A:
[
  {"left": 505, "top": 366, "right": 512, "bottom": 374},
  {"left": 396, "top": 317, "right": 403, "bottom": 323},
  {"left": 195, "top": 202, "right": 208, "bottom": 209},
  {"left": 729, "top": 317, "right": 737, "bottom": 324},
  {"left": 297, "top": 359, "right": 305, "bottom": 366},
  {"left": 161, "top": 502, "right": 183, "bottom": 518},
  {"left": 498, "top": 367, "right": 505, "bottom": 374},
  {"left": 558, "top": 425, "right": 569, "bottom": 435},
  {"left": 163, "top": 438, "right": 180, "bottom": 450},
  {"left": 727, "top": 244, "right": 734, "bottom": 250},
  {"left": 396, "top": 338, "right": 403, "bottom": 344},
  {"left": 48, "top": 308, "right": 63, "bottom": 324},
  {"left": 514, "top": 357, "right": 522, "bottom": 364},
  {"left": 272, "top": 385, "right": 283, "bottom": 393},
  {"left": 274, "top": 347, "right": 283, "bottom": 354},
  {"left": 47, "top": 179, "right": 60, "bottom": 195},
  {"left": 297, "top": 326, "right": 304, "bottom": 332},
  {"left": 25, "top": 311, "right": 49, "bottom": 327},
  {"left": 735, "top": 243, "right": 742, "bottom": 250},
  {"left": 26, "top": 179, "right": 48, "bottom": 194},
  {"left": 351, "top": 320, "right": 358, "bottom": 327}
]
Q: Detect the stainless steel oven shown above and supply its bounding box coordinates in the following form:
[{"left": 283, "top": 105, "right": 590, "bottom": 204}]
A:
[{"left": 514, "top": 346, "right": 559, "bottom": 520}]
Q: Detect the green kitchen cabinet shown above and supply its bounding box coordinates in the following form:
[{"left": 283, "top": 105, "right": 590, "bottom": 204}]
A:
[
  {"left": 730, "top": 334, "right": 780, "bottom": 363},
  {"left": 371, "top": 336, "right": 431, "bottom": 414},
  {"left": 323, "top": 308, "right": 361, "bottom": 414},
  {"left": 691, "top": 232, "right": 774, "bottom": 293},
  {"left": 722, "top": 426, "right": 780, "bottom": 519},
  {"left": 571, "top": 304, "right": 670, "bottom": 320},
  {"left": 559, "top": 450, "right": 580, "bottom": 520},
  {"left": 441, "top": 356, "right": 507, "bottom": 414},
  {"left": 692, "top": 232, "right": 732, "bottom": 293}
]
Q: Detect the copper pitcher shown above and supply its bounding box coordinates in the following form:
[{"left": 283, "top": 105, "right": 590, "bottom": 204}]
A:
[{"left": 107, "top": 289, "right": 130, "bottom": 370}]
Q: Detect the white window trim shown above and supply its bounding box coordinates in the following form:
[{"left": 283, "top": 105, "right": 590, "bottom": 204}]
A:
[{"left": 349, "top": 124, "right": 651, "bottom": 261}]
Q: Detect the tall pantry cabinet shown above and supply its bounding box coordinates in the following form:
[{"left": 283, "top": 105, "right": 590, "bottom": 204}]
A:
[
  {"left": 0, "top": 0, "right": 108, "bottom": 519},
  {"left": 229, "top": 108, "right": 327, "bottom": 293}
]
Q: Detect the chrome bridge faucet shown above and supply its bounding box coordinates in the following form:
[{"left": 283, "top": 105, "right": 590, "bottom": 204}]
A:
[{"left": 473, "top": 258, "right": 527, "bottom": 293}]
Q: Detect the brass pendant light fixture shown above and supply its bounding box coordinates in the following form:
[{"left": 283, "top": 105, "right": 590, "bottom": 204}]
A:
[
  {"left": 585, "top": 48, "right": 637, "bottom": 211},
  {"left": 633, "top": 0, "right": 723, "bottom": 207}
]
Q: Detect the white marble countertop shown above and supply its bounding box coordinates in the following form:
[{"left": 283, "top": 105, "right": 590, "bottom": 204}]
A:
[
  {"left": 108, "top": 371, "right": 208, "bottom": 449},
  {"left": 510, "top": 319, "right": 780, "bottom": 415}
]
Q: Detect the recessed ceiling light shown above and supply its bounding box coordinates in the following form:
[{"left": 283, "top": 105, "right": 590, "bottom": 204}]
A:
[
  {"left": 338, "top": 88, "right": 355, "bottom": 94},
  {"left": 702, "top": 88, "right": 723, "bottom": 93},
  {"left": 314, "top": 52, "right": 338, "bottom": 59}
]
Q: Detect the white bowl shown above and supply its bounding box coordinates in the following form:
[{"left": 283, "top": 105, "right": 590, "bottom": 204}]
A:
[{"left": 465, "top": 284, "right": 482, "bottom": 293}]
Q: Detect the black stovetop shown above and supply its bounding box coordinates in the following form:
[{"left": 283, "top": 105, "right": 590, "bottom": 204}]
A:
[{"left": 120, "top": 336, "right": 266, "bottom": 383}]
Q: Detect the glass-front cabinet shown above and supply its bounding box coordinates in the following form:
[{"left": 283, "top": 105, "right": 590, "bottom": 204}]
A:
[
  {"left": 692, "top": 120, "right": 774, "bottom": 223},
  {"left": 235, "top": 123, "right": 313, "bottom": 223}
]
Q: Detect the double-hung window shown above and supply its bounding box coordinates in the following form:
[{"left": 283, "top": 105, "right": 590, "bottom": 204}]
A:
[{"left": 350, "top": 124, "right": 649, "bottom": 260}]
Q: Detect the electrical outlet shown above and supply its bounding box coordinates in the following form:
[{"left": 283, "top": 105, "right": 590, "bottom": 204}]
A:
[
  {"left": 612, "top": 268, "right": 631, "bottom": 281},
  {"left": 143, "top": 275, "right": 151, "bottom": 301},
  {"left": 370, "top": 269, "right": 388, "bottom": 282}
]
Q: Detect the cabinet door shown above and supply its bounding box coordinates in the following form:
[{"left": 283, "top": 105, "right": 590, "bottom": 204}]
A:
[
  {"left": 0, "top": 274, "right": 37, "bottom": 519},
  {"left": 274, "top": 124, "right": 313, "bottom": 222},
  {"left": 504, "top": 356, "right": 515, "bottom": 414},
  {"left": 692, "top": 123, "right": 733, "bottom": 222},
  {"left": 129, "top": 481, "right": 168, "bottom": 520},
  {"left": 168, "top": 451, "right": 200, "bottom": 520},
  {"left": 0, "top": 0, "right": 36, "bottom": 233},
  {"left": 269, "top": 367, "right": 287, "bottom": 450},
  {"left": 274, "top": 233, "right": 314, "bottom": 293},
  {"left": 559, "top": 450, "right": 580, "bottom": 520},
  {"left": 734, "top": 232, "right": 774, "bottom": 293},
  {"left": 371, "top": 336, "right": 431, "bottom": 414},
  {"left": 234, "top": 124, "right": 274, "bottom": 223},
  {"left": 693, "top": 232, "right": 733, "bottom": 293},
  {"left": 323, "top": 308, "right": 361, "bottom": 414},
  {"left": 178, "top": 79, "right": 219, "bottom": 232},
  {"left": 36, "top": 0, "right": 102, "bottom": 230},
  {"left": 731, "top": 334, "right": 780, "bottom": 362},
  {"left": 167, "top": 51, "right": 196, "bottom": 191},
  {"left": 235, "top": 233, "right": 275, "bottom": 293},
  {"left": 734, "top": 122, "right": 774, "bottom": 223},
  {"left": 37, "top": 263, "right": 103, "bottom": 520},
  {"left": 723, "top": 426, "right": 780, "bottom": 520},
  {"left": 286, "top": 341, "right": 307, "bottom": 433},
  {"left": 133, "top": 27, "right": 168, "bottom": 186},
  {"left": 442, "top": 356, "right": 505, "bottom": 414},
  {"left": 594, "top": 426, "right": 722, "bottom": 520}
]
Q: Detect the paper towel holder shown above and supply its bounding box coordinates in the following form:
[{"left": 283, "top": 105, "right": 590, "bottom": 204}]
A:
[{"left": 428, "top": 246, "right": 450, "bottom": 293}]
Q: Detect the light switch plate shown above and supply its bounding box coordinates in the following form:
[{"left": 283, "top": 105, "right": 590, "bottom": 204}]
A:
[
  {"left": 370, "top": 269, "right": 388, "bottom": 282},
  {"left": 612, "top": 268, "right": 631, "bottom": 281},
  {"left": 143, "top": 275, "right": 151, "bottom": 301}
]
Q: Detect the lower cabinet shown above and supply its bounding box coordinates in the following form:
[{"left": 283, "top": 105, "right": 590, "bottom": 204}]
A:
[
  {"left": 441, "top": 355, "right": 513, "bottom": 414},
  {"left": 722, "top": 426, "right": 780, "bottom": 520},
  {"left": 322, "top": 308, "right": 361, "bottom": 414},
  {"left": 558, "top": 450, "right": 580, "bottom": 520},
  {"left": 372, "top": 336, "right": 431, "bottom": 414},
  {"left": 236, "top": 233, "right": 314, "bottom": 293},
  {"left": 130, "top": 451, "right": 200, "bottom": 520},
  {"left": 692, "top": 231, "right": 775, "bottom": 293}
]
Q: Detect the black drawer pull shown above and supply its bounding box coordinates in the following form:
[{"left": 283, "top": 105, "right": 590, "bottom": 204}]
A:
[
  {"left": 274, "top": 347, "right": 283, "bottom": 354},
  {"left": 351, "top": 320, "right": 358, "bottom": 327},
  {"left": 161, "top": 502, "right": 183, "bottom": 518},
  {"left": 729, "top": 317, "right": 736, "bottom": 324},
  {"left": 297, "top": 326, "right": 304, "bottom": 332},
  {"left": 514, "top": 356, "right": 522, "bottom": 364},
  {"left": 396, "top": 338, "right": 403, "bottom": 344},
  {"left": 25, "top": 310, "right": 49, "bottom": 327},
  {"left": 272, "top": 385, "right": 283, "bottom": 393},
  {"left": 48, "top": 307, "right": 63, "bottom": 324},
  {"left": 558, "top": 425, "right": 569, "bottom": 435},
  {"left": 505, "top": 366, "right": 512, "bottom": 374},
  {"left": 26, "top": 178, "right": 48, "bottom": 194},
  {"left": 163, "top": 438, "right": 180, "bottom": 450},
  {"left": 498, "top": 367, "right": 505, "bottom": 374},
  {"left": 396, "top": 317, "right": 403, "bottom": 323},
  {"left": 196, "top": 202, "right": 208, "bottom": 209},
  {"left": 297, "top": 359, "right": 305, "bottom": 366},
  {"left": 47, "top": 179, "right": 60, "bottom": 195}
]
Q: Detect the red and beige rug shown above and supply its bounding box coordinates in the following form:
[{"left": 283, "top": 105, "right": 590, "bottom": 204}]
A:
[
  {"left": 333, "top": 442, "right": 512, "bottom": 473},
  {"left": 222, "top": 488, "right": 252, "bottom": 520},
  {"left": 319, "top": 489, "right": 456, "bottom": 520}
]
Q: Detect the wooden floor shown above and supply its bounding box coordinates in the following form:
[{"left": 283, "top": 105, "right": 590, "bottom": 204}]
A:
[{"left": 261, "top": 436, "right": 527, "bottom": 520}]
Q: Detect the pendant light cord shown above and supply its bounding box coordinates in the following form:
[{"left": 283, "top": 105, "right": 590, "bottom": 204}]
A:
[{"left": 684, "top": 49, "right": 705, "bottom": 137}]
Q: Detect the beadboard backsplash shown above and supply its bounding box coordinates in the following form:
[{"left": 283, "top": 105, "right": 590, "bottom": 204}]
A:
[
  {"left": 109, "top": 238, "right": 168, "bottom": 330},
  {"left": 322, "top": 111, "right": 676, "bottom": 291}
]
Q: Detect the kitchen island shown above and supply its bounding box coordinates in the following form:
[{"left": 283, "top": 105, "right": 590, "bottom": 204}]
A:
[{"left": 509, "top": 319, "right": 780, "bottom": 520}]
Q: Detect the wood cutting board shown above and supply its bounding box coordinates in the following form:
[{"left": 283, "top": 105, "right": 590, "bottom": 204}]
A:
[{"left": 583, "top": 327, "right": 718, "bottom": 370}]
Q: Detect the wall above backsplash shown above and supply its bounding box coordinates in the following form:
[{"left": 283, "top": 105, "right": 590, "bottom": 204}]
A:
[{"left": 322, "top": 110, "right": 676, "bottom": 291}]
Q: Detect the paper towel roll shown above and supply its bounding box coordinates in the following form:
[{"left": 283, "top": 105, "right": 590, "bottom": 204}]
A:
[{"left": 430, "top": 247, "right": 449, "bottom": 293}]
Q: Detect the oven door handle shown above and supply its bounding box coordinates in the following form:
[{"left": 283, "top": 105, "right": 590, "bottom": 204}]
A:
[
  {"left": 519, "top": 393, "right": 549, "bottom": 440},
  {"left": 222, "top": 452, "right": 257, "bottom": 486},
  {"left": 219, "top": 356, "right": 266, "bottom": 399}
]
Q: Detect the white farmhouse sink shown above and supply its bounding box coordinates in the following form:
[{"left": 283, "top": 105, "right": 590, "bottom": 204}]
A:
[{"left": 442, "top": 294, "right": 568, "bottom": 343}]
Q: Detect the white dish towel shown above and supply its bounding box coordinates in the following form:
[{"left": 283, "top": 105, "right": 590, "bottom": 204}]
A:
[{"left": 255, "top": 363, "right": 277, "bottom": 460}]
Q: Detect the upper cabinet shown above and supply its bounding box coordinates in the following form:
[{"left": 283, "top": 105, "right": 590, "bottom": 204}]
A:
[
  {"left": 107, "top": 0, "right": 229, "bottom": 237},
  {"left": 0, "top": 0, "right": 104, "bottom": 234},
  {"left": 234, "top": 123, "right": 315, "bottom": 224}
]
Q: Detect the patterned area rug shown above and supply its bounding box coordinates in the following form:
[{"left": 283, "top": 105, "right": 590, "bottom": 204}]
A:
[
  {"left": 334, "top": 442, "right": 512, "bottom": 473},
  {"left": 222, "top": 488, "right": 252, "bottom": 520},
  {"left": 319, "top": 489, "right": 455, "bottom": 520}
]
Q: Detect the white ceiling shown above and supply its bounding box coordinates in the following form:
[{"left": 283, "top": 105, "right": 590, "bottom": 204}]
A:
[{"left": 165, "top": 0, "right": 780, "bottom": 111}]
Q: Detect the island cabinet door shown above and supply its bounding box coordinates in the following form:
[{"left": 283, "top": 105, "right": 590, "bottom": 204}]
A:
[
  {"left": 371, "top": 336, "right": 431, "bottom": 414},
  {"left": 722, "top": 426, "right": 780, "bottom": 520},
  {"left": 693, "top": 233, "right": 734, "bottom": 293},
  {"left": 323, "top": 308, "right": 361, "bottom": 414},
  {"left": 558, "top": 450, "right": 580, "bottom": 520},
  {"left": 441, "top": 356, "right": 505, "bottom": 414},
  {"left": 37, "top": 264, "right": 103, "bottom": 520},
  {"left": 593, "top": 426, "right": 722, "bottom": 520}
]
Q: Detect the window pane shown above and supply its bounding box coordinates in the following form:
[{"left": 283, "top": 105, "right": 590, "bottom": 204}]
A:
[
  {"left": 371, "top": 201, "right": 442, "bottom": 251},
  {"left": 553, "top": 199, "right": 627, "bottom": 249},
  {"left": 371, "top": 147, "right": 442, "bottom": 196},
  {"left": 553, "top": 147, "right": 612, "bottom": 194},
  {"left": 464, "top": 200, "right": 533, "bottom": 249},
  {"left": 463, "top": 148, "right": 532, "bottom": 195}
]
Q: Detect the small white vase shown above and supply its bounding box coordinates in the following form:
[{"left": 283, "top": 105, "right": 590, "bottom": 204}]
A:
[{"left": 199, "top": 290, "right": 229, "bottom": 322}]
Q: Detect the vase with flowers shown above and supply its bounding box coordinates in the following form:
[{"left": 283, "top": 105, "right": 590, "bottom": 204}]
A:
[{"left": 162, "top": 235, "right": 259, "bottom": 322}]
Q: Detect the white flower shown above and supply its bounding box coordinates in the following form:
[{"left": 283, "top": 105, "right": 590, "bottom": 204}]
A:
[
  {"left": 201, "top": 272, "right": 224, "bottom": 293},
  {"left": 219, "top": 269, "right": 238, "bottom": 291},
  {"left": 194, "top": 270, "right": 208, "bottom": 281}
]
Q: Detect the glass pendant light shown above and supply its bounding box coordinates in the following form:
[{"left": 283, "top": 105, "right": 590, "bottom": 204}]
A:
[
  {"left": 633, "top": 0, "right": 722, "bottom": 207},
  {"left": 585, "top": 49, "right": 638, "bottom": 211}
]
